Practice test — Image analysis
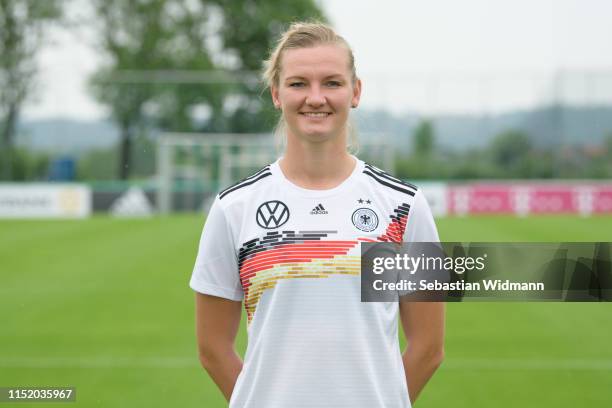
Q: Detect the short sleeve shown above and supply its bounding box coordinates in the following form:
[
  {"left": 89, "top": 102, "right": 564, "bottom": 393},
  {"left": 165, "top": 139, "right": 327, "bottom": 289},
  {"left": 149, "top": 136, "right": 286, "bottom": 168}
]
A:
[
  {"left": 400, "top": 189, "right": 446, "bottom": 298},
  {"left": 189, "top": 196, "right": 244, "bottom": 301},
  {"left": 403, "top": 189, "right": 440, "bottom": 243}
]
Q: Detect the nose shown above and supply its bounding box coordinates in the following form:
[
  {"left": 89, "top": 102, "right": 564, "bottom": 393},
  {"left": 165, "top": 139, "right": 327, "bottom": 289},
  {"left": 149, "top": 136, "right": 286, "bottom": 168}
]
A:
[{"left": 305, "top": 84, "right": 326, "bottom": 108}]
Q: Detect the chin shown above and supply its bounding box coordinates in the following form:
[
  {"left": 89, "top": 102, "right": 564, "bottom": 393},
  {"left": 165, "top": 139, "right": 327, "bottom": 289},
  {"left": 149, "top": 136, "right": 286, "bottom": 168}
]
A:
[
  {"left": 287, "top": 125, "right": 343, "bottom": 144},
  {"left": 302, "top": 131, "right": 335, "bottom": 142}
]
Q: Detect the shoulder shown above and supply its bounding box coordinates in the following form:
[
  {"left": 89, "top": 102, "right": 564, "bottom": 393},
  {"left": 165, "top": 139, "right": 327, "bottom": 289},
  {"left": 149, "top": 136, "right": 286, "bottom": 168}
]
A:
[
  {"left": 217, "top": 164, "right": 275, "bottom": 203},
  {"left": 360, "top": 161, "right": 419, "bottom": 198},
  {"left": 206, "top": 164, "right": 276, "bottom": 232}
]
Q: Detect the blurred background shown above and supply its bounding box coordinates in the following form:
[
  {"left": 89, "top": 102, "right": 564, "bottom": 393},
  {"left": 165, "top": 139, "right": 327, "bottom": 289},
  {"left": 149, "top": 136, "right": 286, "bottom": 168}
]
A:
[
  {"left": 2, "top": 0, "right": 612, "bottom": 215},
  {"left": 1, "top": 0, "right": 611, "bottom": 407}
]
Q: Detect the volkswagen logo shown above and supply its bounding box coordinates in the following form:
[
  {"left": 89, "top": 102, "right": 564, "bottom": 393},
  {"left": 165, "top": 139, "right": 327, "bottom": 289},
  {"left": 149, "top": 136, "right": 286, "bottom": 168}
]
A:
[{"left": 256, "top": 200, "right": 290, "bottom": 229}]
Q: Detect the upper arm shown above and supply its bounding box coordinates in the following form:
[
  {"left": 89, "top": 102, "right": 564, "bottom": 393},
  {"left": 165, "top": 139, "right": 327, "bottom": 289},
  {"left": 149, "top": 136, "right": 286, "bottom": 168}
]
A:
[
  {"left": 400, "top": 188, "right": 445, "bottom": 348},
  {"left": 190, "top": 197, "right": 244, "bottom": 353},
  {"left": 399, "top": 301, "right": 445, "bottom": 351},
  {"left": 195, "top": 292, "right": 242, "bottom": 353}
]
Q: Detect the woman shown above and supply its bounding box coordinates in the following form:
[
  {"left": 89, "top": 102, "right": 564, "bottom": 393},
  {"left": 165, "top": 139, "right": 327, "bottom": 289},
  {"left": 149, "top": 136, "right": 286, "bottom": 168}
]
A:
[{"left": 190, "top": 21, "right": 444, "bottom": 408}]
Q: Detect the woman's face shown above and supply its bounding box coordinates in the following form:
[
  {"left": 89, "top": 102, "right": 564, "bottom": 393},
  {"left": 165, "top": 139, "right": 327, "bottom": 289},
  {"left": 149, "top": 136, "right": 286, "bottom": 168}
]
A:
[{"left": 271, "top": 44, "right": 361, "bottom": 144}]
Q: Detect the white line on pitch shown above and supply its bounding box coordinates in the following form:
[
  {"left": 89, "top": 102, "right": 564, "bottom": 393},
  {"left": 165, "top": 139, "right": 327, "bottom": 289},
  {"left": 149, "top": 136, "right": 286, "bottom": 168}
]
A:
[
  {"left": 0, "top": 356, "right": 198, "bottom": 369},
  {"left": 1, "top": 357, "right": 612, "bottom": 370}
]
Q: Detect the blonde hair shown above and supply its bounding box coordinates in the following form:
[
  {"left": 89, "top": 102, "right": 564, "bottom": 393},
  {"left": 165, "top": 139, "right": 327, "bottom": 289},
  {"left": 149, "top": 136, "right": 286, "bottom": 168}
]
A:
[{"left": 262, "top": 21, "right": 359, "bottom": 153}]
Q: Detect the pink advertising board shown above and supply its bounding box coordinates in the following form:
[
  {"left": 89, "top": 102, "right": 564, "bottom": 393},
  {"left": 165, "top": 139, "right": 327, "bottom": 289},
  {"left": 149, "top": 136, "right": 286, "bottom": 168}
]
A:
[{"left": 447, "top": 183, "right": 612, "bottom": 215}]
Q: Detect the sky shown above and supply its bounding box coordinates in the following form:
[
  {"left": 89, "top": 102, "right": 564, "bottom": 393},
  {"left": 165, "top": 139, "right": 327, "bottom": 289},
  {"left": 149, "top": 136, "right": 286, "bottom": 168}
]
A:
[{"left": 21, "top": 0, "right": 612, "bottom": 120}]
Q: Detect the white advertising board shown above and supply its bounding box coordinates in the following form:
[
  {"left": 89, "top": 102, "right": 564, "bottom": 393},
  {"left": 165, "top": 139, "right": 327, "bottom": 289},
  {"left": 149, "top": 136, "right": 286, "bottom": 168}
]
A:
[{"left": 0, "top": 184, "right": 92, "bottom": 218}]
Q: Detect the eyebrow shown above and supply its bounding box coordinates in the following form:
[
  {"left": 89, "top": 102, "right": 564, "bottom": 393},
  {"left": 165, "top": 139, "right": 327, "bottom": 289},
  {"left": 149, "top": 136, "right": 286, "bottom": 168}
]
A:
[{"left": 284, "top": 75, "right": 344, "bottom": 81}]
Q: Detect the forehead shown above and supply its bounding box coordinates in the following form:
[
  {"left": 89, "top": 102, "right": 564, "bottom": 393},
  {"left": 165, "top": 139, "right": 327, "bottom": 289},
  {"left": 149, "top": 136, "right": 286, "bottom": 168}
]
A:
[{"left": 280, "top": 44, "right": 351, "bottom": 79}]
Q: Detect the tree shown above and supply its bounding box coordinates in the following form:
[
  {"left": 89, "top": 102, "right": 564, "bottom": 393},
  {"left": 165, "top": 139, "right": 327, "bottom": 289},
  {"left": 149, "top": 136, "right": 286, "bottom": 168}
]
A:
[
  {"left": 489, "top": 130, "right": 532, "bottom": 171},
  {"left": 92, "top": 0, "right": 322, "bottom": 179},
  {"left": 209, "top": 0, "right": 325, "bottom": 132},
  {"left": 0, "top": 0, "right": 64, "bottom": 180},
  {"left": 90, "top": 0, "right": 325, "bottom": 179},
  {"left": 90, "top": 0, "right": 222, "bottom": 180},
  {"left": 605, "top": 133, "right": 612, "bottom": 160},
  {"left": 412, "top": 119, "right": 434, "bottom": 156}
]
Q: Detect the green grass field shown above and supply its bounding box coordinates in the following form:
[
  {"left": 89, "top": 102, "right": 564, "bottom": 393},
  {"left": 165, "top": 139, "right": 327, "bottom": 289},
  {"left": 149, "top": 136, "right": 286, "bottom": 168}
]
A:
[{"left": 1, "top": 215, "right": 611, "bottom": 407}]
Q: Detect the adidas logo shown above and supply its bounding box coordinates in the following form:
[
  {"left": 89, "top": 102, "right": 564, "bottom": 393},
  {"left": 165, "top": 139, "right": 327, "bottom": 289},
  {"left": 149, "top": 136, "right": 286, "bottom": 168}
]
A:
[{"left": 310, "top": 204, "right": 328, "bottom": 215}]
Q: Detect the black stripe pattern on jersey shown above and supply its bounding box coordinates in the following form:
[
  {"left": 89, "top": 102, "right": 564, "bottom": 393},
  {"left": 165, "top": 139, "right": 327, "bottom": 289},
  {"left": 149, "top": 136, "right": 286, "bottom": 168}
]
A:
[
  {"left": 363, "top": 164, "right": 417, "bottom": 197},
  {"left": 392, "top": 203, "right": 411, "bottom": 219},
  {"left": 219, "top": 165, "right": 272, "bottom": 200},
  {"left": 378, "top": 203, "right": 412, "bottom": 243},
  {"left": 238, "top": 230, "right": 337, "bottom": 269}
]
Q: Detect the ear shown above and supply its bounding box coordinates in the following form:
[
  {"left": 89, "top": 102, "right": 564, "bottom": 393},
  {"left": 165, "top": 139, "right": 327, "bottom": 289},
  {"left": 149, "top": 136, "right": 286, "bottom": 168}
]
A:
[
  {"left": 351, "top": 78, "right": 362, "bottom": 108},
  {"left": 271, "top": 85, "right": 281, "bottom": 109}
]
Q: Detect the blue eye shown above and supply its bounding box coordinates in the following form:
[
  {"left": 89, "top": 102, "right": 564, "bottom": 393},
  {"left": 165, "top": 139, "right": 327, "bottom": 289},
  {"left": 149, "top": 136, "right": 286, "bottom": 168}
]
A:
[
  {"left": 289, "top": 82, "right": 305, "bottom": 88},
  {"left": 326, "top": 81, "right": 341, "bottom": 87}
]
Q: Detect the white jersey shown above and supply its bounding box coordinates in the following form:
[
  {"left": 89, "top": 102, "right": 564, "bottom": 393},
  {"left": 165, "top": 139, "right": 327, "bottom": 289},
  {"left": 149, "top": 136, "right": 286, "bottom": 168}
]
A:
[{"left": 190, "top": 156, "right": 439, "bottom": 408}]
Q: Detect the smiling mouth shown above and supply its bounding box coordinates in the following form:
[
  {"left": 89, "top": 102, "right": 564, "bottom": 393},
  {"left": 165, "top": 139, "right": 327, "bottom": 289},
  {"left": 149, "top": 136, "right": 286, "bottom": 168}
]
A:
[{"left": 300, "top": 112, "right": 331, "bottom": 117}]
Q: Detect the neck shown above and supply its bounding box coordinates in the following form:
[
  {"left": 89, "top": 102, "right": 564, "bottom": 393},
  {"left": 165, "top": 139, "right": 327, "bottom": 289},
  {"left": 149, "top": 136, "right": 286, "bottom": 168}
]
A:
[{"left": 280, "top": 133, "right": 355, "bottom": 190}]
